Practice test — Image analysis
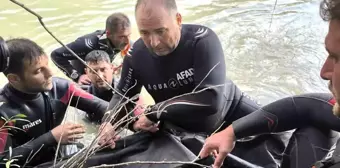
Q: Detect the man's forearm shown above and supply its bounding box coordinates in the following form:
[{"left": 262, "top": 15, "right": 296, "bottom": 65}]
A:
[{"left": 232, "top": 93, "right": 339, "bottom": 139}]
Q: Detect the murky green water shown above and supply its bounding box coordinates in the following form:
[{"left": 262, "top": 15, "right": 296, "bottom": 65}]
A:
[{"left": 0, "top": 0, "right": 330, "bottom": 105}]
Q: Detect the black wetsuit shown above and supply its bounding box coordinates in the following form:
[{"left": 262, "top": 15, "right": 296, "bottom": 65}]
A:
[
  {"left": 81, "top": 84, "right": 113, "bottom": 102},
  {"left": 51, "top": 30, "right": 122, "bottom": 82},
  {"left": 232, "top": 93, "right": 340, "bottom": 168},
  {"left": 0, "top": 77, "right": 108, "bottom": 167},
  {"left": 108, "top": 24, "right": 246, "bottom": 133},
  {"left": 314, "top": 138, "right": 340, "bottom": 168},
  {"left": 107, "top": 24, "right": 290, "bottom": 167}
]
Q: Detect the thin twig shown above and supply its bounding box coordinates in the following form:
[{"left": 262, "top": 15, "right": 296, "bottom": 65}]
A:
[
  {"left": 156, "top": 83, "right": 226, "bottom": 114},
  {"left": 60, "top": 83, "right": 142, "bottom": 167},
  {"left": 22, "top": 144, "right": 44, "bottom": 168},
  {"left": 89, "top": 160, "right": 212, "bottom": 168},
  {"left": 53, "top": 90, "right": 76, "bottom": 166},
  {"left": 269, "top": 0, "right": 279, "bottom": 30},
  {"left": 193, "top": 62, "right": 220, "bottom": 92}
]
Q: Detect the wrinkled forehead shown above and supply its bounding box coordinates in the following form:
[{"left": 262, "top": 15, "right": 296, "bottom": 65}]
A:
[
  {"left": 136, "top": 2, "right": 172, "bottom": 27},
  {"left": 326, "top": 20, "right": 340, "bottom": 54}
]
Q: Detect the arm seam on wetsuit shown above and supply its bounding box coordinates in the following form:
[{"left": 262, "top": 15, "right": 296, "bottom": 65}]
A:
[
  {"left": 260, "top": 108, "right": 279, "bottom": 132},
  {"left": 156, "top": 100, "right": 211, "bottom": 119},
  {"left": 293, "top": 96, "right": 333, "bottom": 105}
]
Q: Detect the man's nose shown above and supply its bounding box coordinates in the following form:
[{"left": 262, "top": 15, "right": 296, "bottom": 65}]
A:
[
  {"left": 96, "top": 71, "right": 105, "bottom": 79},
  {"left": 320, "top": 57, "right": 334, "bottom": 80},
  {"left": 150, "top": 34, "right": 160, "bottom": 48},
  {"left": 45, "top": 67, "right": 53, "bottom": 78}
]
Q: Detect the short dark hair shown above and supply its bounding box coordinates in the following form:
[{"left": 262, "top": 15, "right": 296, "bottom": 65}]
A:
[
  {"left": 3, "top": 38, "right": 45, "bottom": 76},
  {"left": 135, "top": 0, "right": 178, "bottom": 14},
  {"left": 105, "top": 12, "right": 130, "bottom": 34},
  {"left": 85, "top": 50, "right": 110, "bottom": 64},
  {"left": 320, "top": 0, "right": 340, "bottom": 21}
]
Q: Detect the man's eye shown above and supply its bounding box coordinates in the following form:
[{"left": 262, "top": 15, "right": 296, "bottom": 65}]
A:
[
  {"left": 156, "top": 29, "right": 165, "bottom": 35},
  {"left": 330, "top": 54, "right": 339, "bottom": 62},
  {"left": 140, "top": 31, "right": 149, "bottom": 36}
]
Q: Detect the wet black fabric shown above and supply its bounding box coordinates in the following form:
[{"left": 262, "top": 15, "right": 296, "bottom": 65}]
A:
[
  {"left": 35, "top": 131, "right": 263, "bottom": 168},
  {"left": 35, "top": 132, "right": 209, "bottom": 168}
]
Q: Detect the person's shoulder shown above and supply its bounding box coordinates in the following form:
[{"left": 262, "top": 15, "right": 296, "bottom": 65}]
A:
[
  {"left": 51, "top": 77, "right": 73, "bottom": 90},
  {"left": 81, "top": 30, "right": 105, "bottom": 39},
  {"left": 182, "top": 24, "right": 217, "bottom": 41},
  {"left": 0, "top": 85, "right": 17, "bottom": 113},
  {"left": 76, "top": 30, "right": 105, "bottom": 49},
  {"left": 126, "top": 38, "right": 147, "bottom": 57},
  {"left": 50, "top": 77, "right": 91, "bottom": 98},
  {"left": 52, "top": 76, "right": 70, "bottom": 83}
]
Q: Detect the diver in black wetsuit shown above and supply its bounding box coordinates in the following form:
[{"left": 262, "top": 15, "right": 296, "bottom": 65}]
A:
[
  {"left": 200, "top": 0, "right": 340, "bottom": 168},
  {"left": 51, "top": 12, "right": 132, "bottom": 85},
  {"left": 104, "top": 0, "right": 291, "bottom": 167},
  {"left": 81, "top": 50, "right": 116, "bottom": 102},
  {"left": 0, "top": 37, "right": 114, "bottom": 167},
  {"left": 108, "top": 0, "right": 257, "bottom": 135},
  {"left": 81, "top": 50, "right": 144, "bottom": 121}
]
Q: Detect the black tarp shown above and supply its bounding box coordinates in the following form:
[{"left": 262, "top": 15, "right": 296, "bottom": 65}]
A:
[{"left": 35, "top": 130, "right": 266, "bottom": 168}]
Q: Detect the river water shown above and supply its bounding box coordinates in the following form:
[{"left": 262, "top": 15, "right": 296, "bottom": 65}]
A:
[{"left": 0, "top": 0, "right": 330, "bottom": 104}]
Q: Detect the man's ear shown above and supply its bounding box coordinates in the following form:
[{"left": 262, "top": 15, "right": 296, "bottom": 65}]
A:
[
  {"left": 7, "top": 73, "right": 20, "bottom": 85},
  {"left": 176, "top": 13, "right": 182, "bottom": 27}
]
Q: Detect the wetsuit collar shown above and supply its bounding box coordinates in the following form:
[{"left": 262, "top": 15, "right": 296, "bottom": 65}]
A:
[
  {"left": 91, "top": 81, "right": 114, "bottom": 101},
  {"left": 7, "top": 84, "right": 41, "bottom": 100},
  {"left": 93, "top": 86, "right": 113, "bottom": 102}
]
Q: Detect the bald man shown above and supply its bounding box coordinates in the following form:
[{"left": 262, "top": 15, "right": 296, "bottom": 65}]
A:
[{"left": 105, "top": 0, "right": 290, "bottom": 167}]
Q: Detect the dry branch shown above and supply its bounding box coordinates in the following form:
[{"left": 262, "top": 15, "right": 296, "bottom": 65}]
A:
[{"left": 89, "top": 160, "right": 212, "bottom": 168}]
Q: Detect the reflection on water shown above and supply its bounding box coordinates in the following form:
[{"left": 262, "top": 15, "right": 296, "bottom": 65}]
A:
[{"left": 0, "top": 0, "right": 330, "bottom": 104}]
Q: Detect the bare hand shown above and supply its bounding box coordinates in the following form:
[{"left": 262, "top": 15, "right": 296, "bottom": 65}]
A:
[
  {"left": 199, "top": 125, "right": 236, "bottom": 168},
  {"left": 133, "top": 115, "right": 159, "bottom": 133},
  {"left": 78, "top": 74, "right": 91, "bottom": 85},
  {"left": 51, "top": 123, "right": 85, "bottom": 144},
  {"left": 98, "top": 122, "right": 120, "bottom": 149}
]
